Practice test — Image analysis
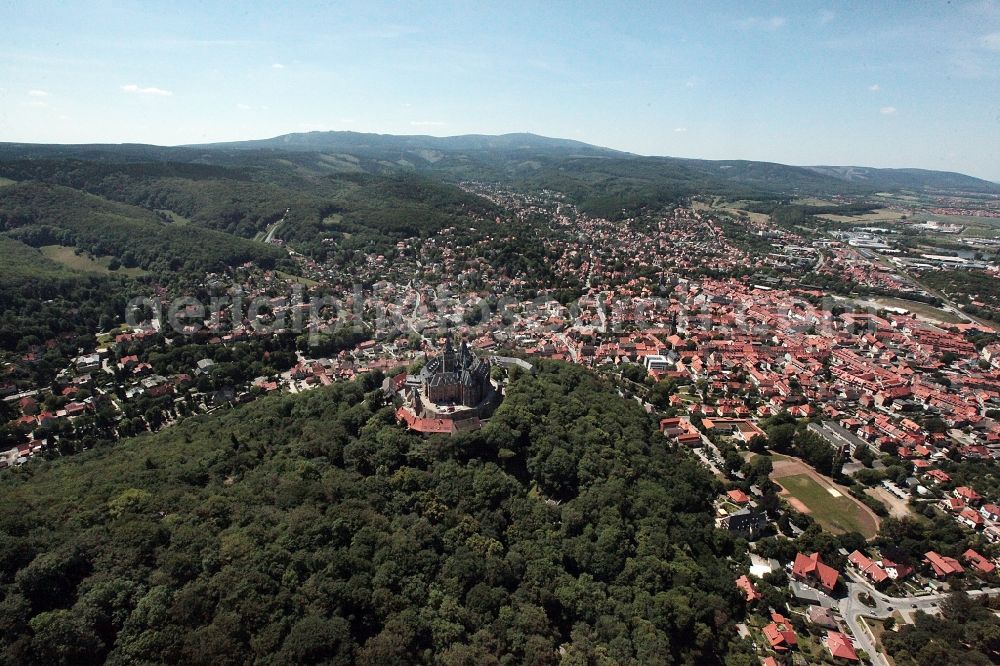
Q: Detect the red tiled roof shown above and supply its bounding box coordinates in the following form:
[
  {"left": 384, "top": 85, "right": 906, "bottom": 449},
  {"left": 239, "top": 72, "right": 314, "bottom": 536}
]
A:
[
  {"left": 735, "top": 575, "right": 761, "bottom": 602},
  {"left": 925, "top": 551, "right": 964, "bottom": 577},
  {"left": 960, "top": 507, "right": 984, "bottom": 526},
  {"left": 727, "top": 489, "right": 750, "bottom": 504},
  {"left": 848, "top": 550, "right": 889, "bottom": 584},
  {"left": 826, "top": 631, "right": 858, "bottom": 661},
  {"left": 956, "top": 486, "right": 982, "bottom": 501},
  {"left": 963, "top": 549, "right": 996, "bottom": 574},
  {"left": 762, "top": 622, "right": 797, "bottom": 651},
  {"left": 792, "top": 552, "right": 839, "bottom": 592}
]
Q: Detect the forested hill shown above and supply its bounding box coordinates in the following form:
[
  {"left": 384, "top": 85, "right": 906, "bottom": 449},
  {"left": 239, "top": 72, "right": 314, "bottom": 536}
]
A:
[
  {"left": 191, "top": 131, "right": 1000, "bottom": 196},
  {"left": 1, "top": 132, "right": 997, "bottom": 235},
  {"left": 0, "top": 182, "right": 287, "bottom": 274},
  {"left": 0, "top": 361, "right": 745, "bottom": 665},
  {"left": 0, "top": 157, "right": 500, "bottom": 260}
]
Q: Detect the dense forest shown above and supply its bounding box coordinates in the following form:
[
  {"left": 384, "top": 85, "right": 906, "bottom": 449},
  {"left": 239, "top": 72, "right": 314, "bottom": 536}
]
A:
[
  {"left": 0, "top": 236, "right": 141, "bottom": 381},
  {"left": 0, "top": 361, "right": 747, "bottom": 665},
  {"left": 0, "top": 159, "right": 499, "bottom": 262},
  {"left": 919, "top": 269, "right": 1000, "bottom": 323},
  {"left": 882, "top": 592, "right": 1000, "bottom": 665},
  {"left": 0, "top": 182, "right": 288, "bottom": 275}
]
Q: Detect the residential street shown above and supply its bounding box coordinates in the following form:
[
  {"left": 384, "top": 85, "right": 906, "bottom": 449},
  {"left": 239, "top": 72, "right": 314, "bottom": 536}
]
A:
[{"left": 836, "top": 570, "right": 1000, "bottom": 666}]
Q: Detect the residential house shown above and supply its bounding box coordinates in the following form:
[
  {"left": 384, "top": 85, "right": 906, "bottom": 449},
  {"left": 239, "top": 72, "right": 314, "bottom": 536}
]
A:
[
  {"left": 792, "top": 552, "right": 840, "bottom": 593},
  {"left": 735, "top": 575, "right": 762, "bottom": 603},
  {"left": 955, "top": 486, "right": 983, "bottom": 506},
  {"left": 826, "top": 631, "right": 859, "bottom": 662},
  {"left": 762, "top": 612, "right": 797, "bottom": 652},
  {"left": 807, "top": 605, "right": 838, "bottom": 629},
  {"left": 924, "top": 551, "right": 964, "bottom": 578},
  {"left": 963, "top": 549, "right": 996, "bottom": 575},
  {"left": 960, "top": 507, "right": 985, "bottom": 530},
  {"left": 848, "top": 550, "right": 889, "bottom": 586}
]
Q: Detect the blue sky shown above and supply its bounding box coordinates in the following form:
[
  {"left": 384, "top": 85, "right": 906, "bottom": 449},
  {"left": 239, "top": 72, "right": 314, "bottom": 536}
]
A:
[{"left": 2, "top": 1, "right": 999, "bottom": 180}]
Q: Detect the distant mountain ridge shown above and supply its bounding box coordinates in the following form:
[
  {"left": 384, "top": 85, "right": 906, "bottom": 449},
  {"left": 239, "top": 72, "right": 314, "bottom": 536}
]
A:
[
  {"left": 188, "top": 130, "right": 999, "bottom": 193},
  {"left": 1, "top": 131, "right": 997, "bottom": 206},
  {"left": 196, "top": 130, "right": 622, "bottom": 157}
]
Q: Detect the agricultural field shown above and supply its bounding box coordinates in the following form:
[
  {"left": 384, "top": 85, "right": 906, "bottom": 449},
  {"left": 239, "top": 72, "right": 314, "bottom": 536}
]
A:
[
  {"left": 817, "top": 208, "right": 908, "bottom": 223},
  {"left": 693, "top": 198, "right": 771, "bottom": 224},
  {"left": 770, "top": 456, "right": 880, "bottom": 537},
  {"left": 791, "top": 196, "right": 839, "bottom": 206}
]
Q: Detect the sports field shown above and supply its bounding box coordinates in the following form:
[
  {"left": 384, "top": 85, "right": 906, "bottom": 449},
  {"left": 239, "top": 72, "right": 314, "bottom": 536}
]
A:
[{"left": 774, "top": 472, "right": 879, "bottom": 538}]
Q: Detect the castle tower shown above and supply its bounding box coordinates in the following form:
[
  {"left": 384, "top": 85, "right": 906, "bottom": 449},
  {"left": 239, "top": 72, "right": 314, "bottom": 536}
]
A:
[{"left": 442, "top": 337, "right": 456, "bottom": 373}]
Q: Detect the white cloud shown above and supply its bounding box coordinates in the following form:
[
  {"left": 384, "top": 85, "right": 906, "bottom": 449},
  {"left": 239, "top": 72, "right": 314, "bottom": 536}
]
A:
[
  {"left": 409, "top": 120, "right": 446, "bottom": 127},
  {"left": 819, "top": 10, "right": 835, "bottom": 25},
  {"left": 271, "top": 63, "right": 285, "bottom": 69},
  {"left": 236, "top": 103, "right": 252, "bottom": 110},
  {"left": 121, "top": 84, "right": 172, "bottom": 96},
  {"left": 982, "top": 32, "right": 1000, "bottom": 50},
  {"left": 25, "top": 100, "right": 48, "bottom": 108},
  {"left": 868, "top": 83, "right": 880, "bottom": 92},
  {"left": 674, "top": 127, "right": 688, "bottom": 133},
  {"left": 28, "top": 89, "right": 49, "bottom": 97},
  {"left": 880, "top": 106, "right": 897, "bottom": 115},
  {"left": 738, "top": 16, "right": 787, "bottom": 31}
]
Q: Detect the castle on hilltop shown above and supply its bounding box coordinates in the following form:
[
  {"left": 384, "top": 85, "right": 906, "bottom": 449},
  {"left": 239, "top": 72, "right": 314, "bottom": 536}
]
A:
[
  {"left": 387, "top": 338, "right": 534, "bottom": 435},
  {"left": 417, "top": 338, "right": 491, "bottom": 406},
  {"left": 390, "top": 339, "right": 499, "bottom": 434}
]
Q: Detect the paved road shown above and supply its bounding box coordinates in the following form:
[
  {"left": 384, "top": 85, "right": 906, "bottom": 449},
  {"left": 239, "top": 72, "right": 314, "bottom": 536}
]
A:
[
  {"left": 692, "top": 445, "right": 724, "bottom": 478},
  {"left": 836, "top": 570, "right": 1000, "bottom": 666},
  {"left": 262, "top": 208, "right": 289, "bottom": 243}
]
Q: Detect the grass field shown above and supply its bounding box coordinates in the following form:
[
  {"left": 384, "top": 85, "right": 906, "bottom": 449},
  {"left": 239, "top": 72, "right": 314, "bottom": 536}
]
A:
[
  {"left": 774, "top": 472, "right": 879, "bottom": 538},
  {"left": 692, "top": 199, "right": 772, "bottom": 224},
  {"left": 817, "top": 208, "right": 908, "bottom": 223},
  {"left": 275, "top": 270, "right": 320, "bottom": 287},
  {"left": 41, "top": 245, "right": 147, "bottom": 277},
  {"left": 156, "top": 209, "right": 191, "bottom": 225},
  {"left": 322, "top": 213, "right": 344, "bottom": 227},
  {"left": 873, "top": 297, "right": 964, "bottom": 324},
  {"left": 791, "top": 197, "right": 838, "bottom": 206},
  {"left": 0, "top": 177, "right": 16, "bottom": 187}
]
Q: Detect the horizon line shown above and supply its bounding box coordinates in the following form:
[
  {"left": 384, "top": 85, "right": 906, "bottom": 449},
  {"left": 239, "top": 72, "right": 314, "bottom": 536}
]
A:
[{"left": 0, "top": 129, "right": 997, "bottom": 184}]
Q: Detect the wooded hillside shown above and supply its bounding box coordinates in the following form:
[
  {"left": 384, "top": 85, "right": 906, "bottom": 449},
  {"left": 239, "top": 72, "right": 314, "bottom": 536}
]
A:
[{"left": 0, "top": 361, "right": 742, "bottom": 665}]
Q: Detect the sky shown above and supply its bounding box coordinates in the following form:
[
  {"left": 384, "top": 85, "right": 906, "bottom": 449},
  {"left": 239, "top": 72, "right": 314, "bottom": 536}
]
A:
[{"left": 2, "top": 1, "right": 1000, "bottom": 180}]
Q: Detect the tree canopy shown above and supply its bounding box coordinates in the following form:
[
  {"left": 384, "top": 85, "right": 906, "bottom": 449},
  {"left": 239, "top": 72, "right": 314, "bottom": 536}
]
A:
[{"left": 0, "top": 361, "right": 743, "bottom": 664}]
